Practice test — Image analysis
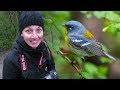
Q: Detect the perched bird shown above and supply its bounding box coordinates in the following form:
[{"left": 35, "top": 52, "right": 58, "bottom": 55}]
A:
[{"left": 63, "top": 20, "right": 117, "bottom": 62}]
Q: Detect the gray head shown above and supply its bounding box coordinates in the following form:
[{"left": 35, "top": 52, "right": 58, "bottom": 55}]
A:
[{"left": 64, "top": 20, "right": 86, "bottom": 34}]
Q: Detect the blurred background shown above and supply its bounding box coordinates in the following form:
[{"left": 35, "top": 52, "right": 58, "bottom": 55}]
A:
[{"left": 0, "top": 11, "right": 120, "bottom": 79}]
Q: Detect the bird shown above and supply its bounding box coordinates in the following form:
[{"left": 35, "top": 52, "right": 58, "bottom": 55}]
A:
[{"left": 63, "top": 20, "right": 118, "bottom": 62}]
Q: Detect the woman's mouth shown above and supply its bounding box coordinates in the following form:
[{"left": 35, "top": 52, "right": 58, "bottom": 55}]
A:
[{"left": 30, "top": 40, "right": 38, "bottom": 44}]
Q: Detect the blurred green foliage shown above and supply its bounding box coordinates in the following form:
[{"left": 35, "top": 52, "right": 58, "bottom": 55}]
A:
[
  {"left": 81, "top": 62, "right": 108, "bottom": 79},
  {"left": 0, "top": 11, "right": 18, "bottom": 51},
  {"left": 81, "top": 11, "right": 120, "bottom": 35}
]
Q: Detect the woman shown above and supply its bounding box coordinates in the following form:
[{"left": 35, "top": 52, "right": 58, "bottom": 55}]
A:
[{"left": 3, "top": 11, "right": 58, "bottom": 79}]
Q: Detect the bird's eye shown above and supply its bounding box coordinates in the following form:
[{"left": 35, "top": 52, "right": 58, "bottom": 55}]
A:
[
  {"left": 69, "top": 27, "right": 72, "bottom": 30},
  {"left": 69, "top": 26, "right": 73, "bottom": 30}
]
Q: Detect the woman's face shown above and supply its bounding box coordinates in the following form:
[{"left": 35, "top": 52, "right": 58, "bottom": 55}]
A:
[{"left": 21, "top": 25, "right": 44, "bottom": 49}]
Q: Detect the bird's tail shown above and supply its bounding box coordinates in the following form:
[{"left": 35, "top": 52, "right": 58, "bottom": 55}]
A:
[{"left": 103, "top": 51, "right": 118, "bottom": 62}]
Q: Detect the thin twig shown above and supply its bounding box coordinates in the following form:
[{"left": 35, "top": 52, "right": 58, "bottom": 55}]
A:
[{"left": 59, "top": 50, "right": 85, "bottom": 79}]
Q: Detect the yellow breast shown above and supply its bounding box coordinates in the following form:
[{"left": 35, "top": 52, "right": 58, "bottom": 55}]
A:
[{"left": 64, "top": 35, "right": 70, "bottom": 46}]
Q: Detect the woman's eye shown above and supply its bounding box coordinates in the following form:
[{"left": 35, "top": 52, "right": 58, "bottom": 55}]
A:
[
  {"left": 36, "top": 29, "right": 42, "bottom": 33},
  {"left": 26, "top": 29, "right": 32, "bottom": 33}
]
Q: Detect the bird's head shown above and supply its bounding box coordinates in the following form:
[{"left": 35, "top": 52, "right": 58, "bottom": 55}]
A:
[
  {"left": 63, "top": 20, "right": 94, "bottom": 39},
  {"left": 64, "top": 20, "right": 86, "bottom": 34}
]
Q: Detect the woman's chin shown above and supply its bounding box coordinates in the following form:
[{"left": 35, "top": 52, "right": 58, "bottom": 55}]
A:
[{"left": 30, "top": 44, "right": 39, "bottom": 49}]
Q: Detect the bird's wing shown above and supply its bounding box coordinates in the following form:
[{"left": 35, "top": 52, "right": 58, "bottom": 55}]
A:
[
  {"left": 83, "top": 30, "right": 94, "bottom": 40},
  {"left": 68, "top": 35, "right": 105, "bottom": 56},
  {"left": 68, "top": 35, "right": 93, "bottom": 49},
  {"left": 85, "top": 41, "right": 106, "bottom": 56}
]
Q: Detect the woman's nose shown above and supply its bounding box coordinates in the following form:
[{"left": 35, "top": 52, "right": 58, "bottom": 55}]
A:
[{"left": 31, "top": 31, "right": 38, "bottom": 38}]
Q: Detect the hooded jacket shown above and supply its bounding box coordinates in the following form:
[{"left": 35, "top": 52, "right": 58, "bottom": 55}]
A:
[{"left": 3, "top": 35, "right": 56, "bottom": 79}]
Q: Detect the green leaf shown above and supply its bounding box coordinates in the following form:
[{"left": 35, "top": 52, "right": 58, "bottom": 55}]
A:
[
  {"left": 82, "top": 62, "right": 98, "bottom": 74},
  {"left": 82, "top": 72, "right": 93, "bottom": 79},
  {"left": 93, "top": 11, "right": 107, "bottom": 19},
  {"left": 100, "top": 57, "right": 113, "bottom": 63}
]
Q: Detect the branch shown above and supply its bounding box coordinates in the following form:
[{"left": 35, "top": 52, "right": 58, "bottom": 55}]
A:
[{"left": 58, "top": 50, "right": 85, "bottom": 79}]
